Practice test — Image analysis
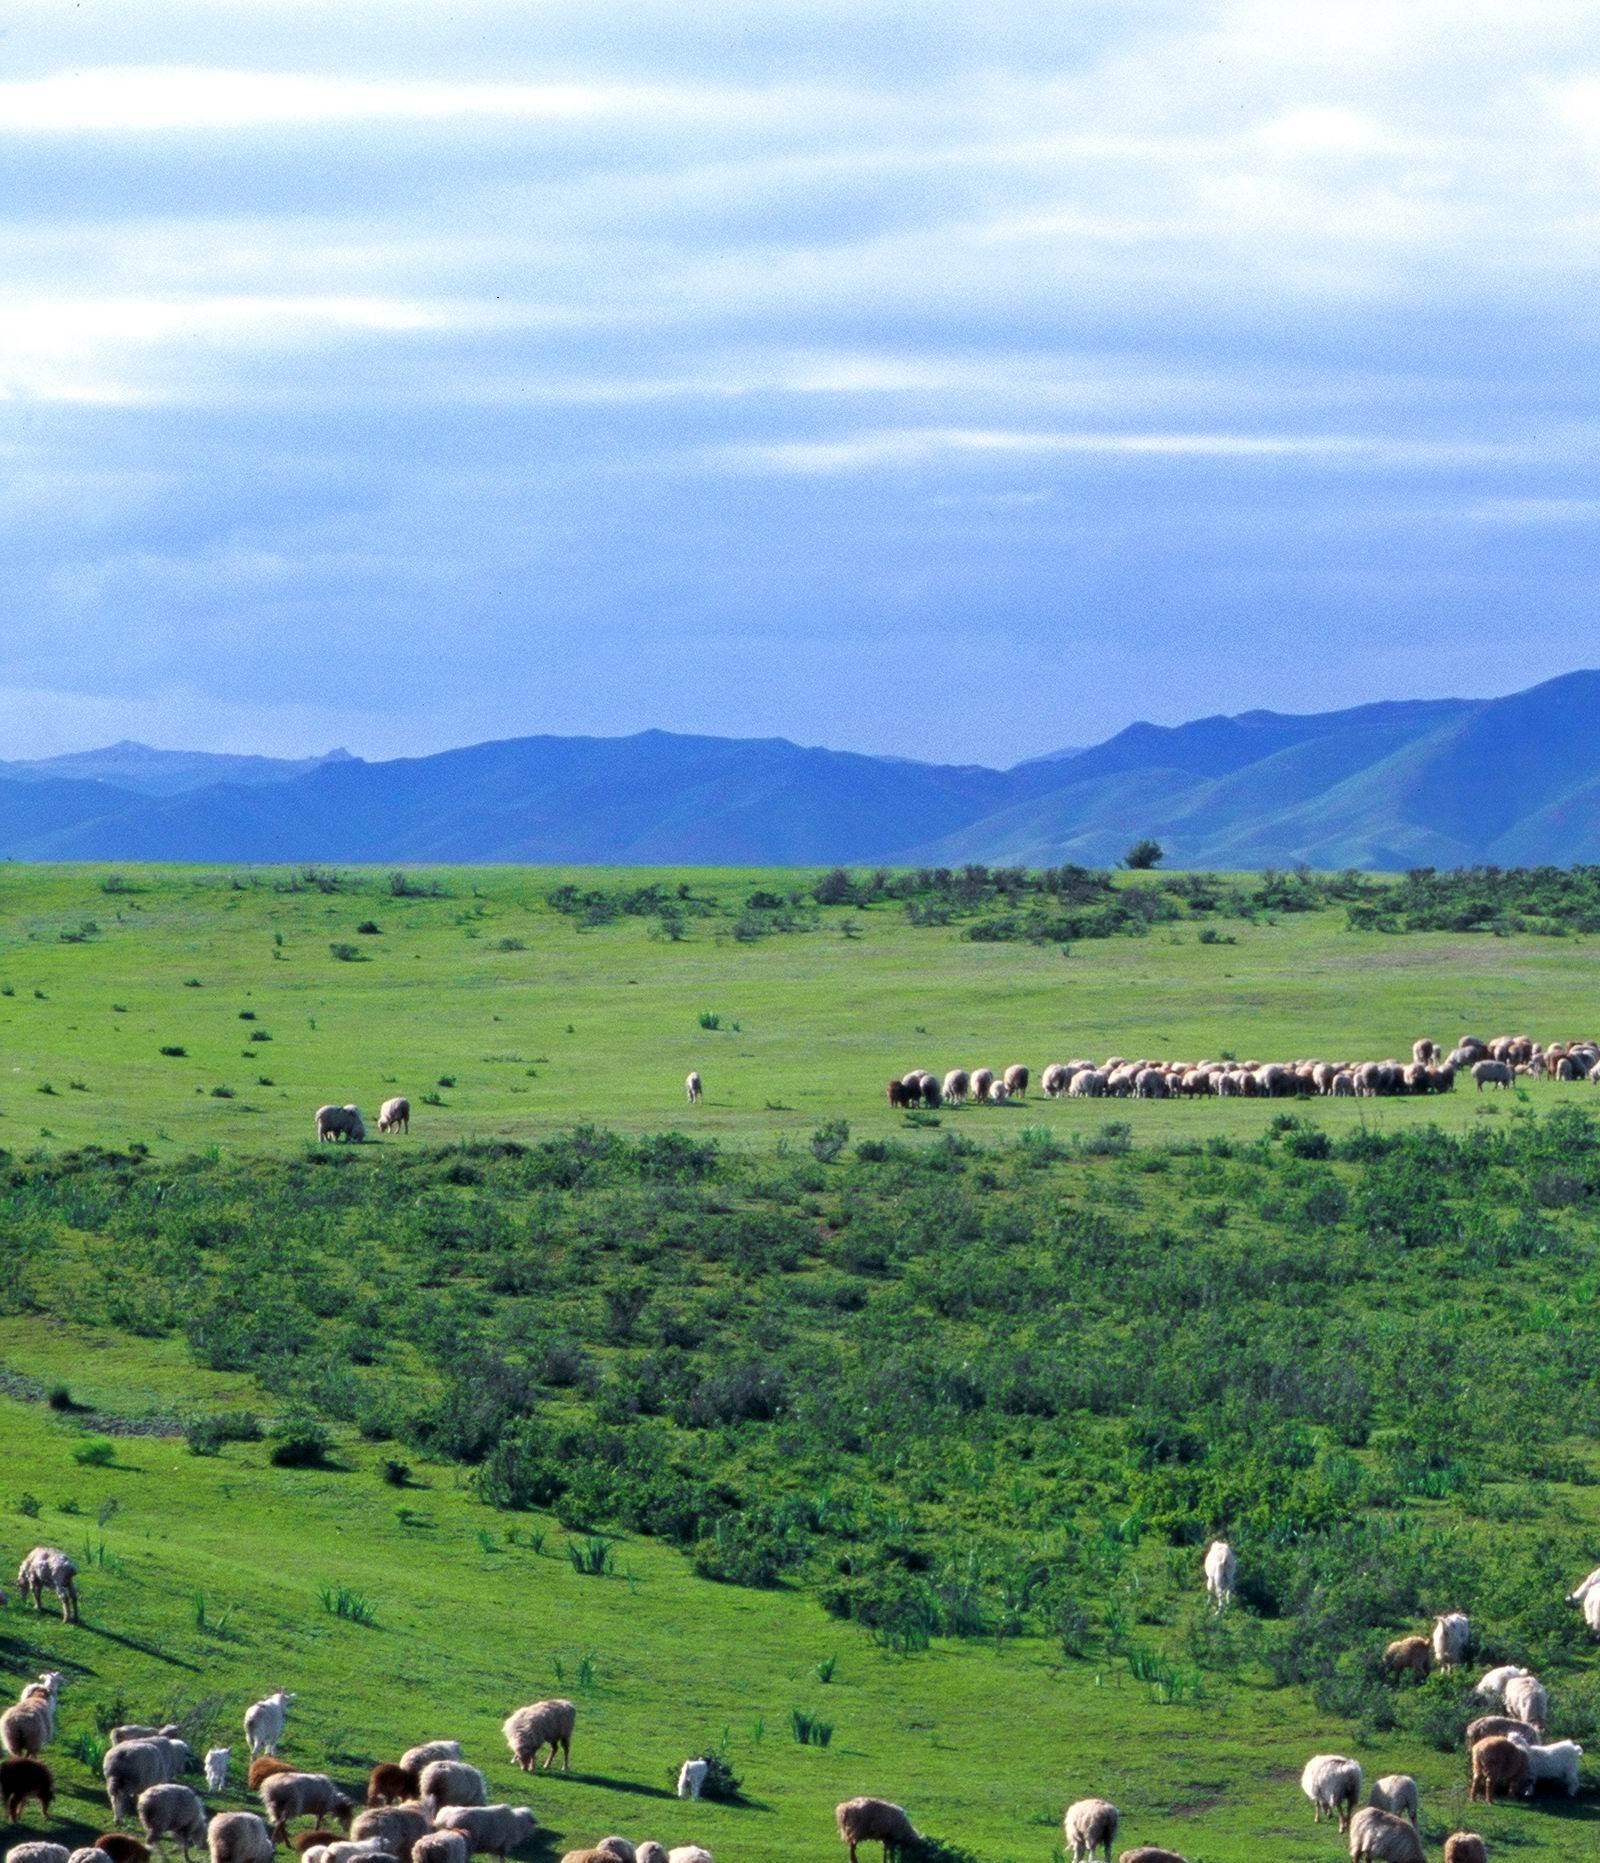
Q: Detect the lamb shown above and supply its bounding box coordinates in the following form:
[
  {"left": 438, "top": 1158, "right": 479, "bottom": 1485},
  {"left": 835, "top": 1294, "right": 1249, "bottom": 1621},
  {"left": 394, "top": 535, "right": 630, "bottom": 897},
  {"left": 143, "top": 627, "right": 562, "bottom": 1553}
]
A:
[
  {"left": 5, "top": 1846, "right": 69, "bottom": 1863},
  {"left": 377, "top": 1098, "right": 410, "bottom": 1135},
  {"left": 433, "top": 1807, "right": 537, "bottom": 1861},
  {"left": 1003, "top": 1064, "right": 1029, "bottom": 1099},
  {"left": 204, "top": 1753, "right": 230, "bottom": 1796},
  {"left": 365, "top": 1767, "right": 416, "bottom": 1808},
  {"left": 137, "top": 1784, "right": 208, "bottom": 1861},
  {"left": 95, "top": 1837, "right": 152, "bottom": 1863},
  {"left": 112, "top": 1729, "right": 184, "bottom": 1750},
  {"left": 1442, "top": 1837, "right": 1485, "bottom": 1863},
  {"left": 397, "top": 1746, "right": 460, "bottom": 1777},
  {"left": 1367, "top": 1776, "right": 1417, "bottom": 1825},
  {"left": 836, "top": 1799, "right": 921, "bottom": 1863},
  {"left": 1472, "top": 1664, "right": 1530, "bottom": 1700},
  {"left": 2, "top": 1757, "right": 53, "bottom": 1821},
  {"left": 1382, "top": 1636, "right": 1432, "bottom": 1680},
  {"left": 260, "top": 1775, "right": 355, "bottom": 1844},
  {"left": 676, "top": 1760, "right": 709, "bottom": 1800},
  {"left": 1464, "top": 1716, "right": 1539, "bottom": 1748},
  {"left": 1202, "top": 1539, "right": 1235, "bottom": 1611},
  {"left": 502, "top": 1700, "right": 575, "bottom": 1773},
  {"left": 16, "top": 1549, "right": 79, "bottom": 1624},
  {"left": 410, "top": 1837, "right": 469, "bottom": 1863},
  {"left": 1503, "top": 1673, "right": 1547, "bottom": 1731},
  {"left": 941, "top": 1069, "right": 970, "bottom": 1105},
  {"left": 1063, "top": 1798, "right": 1118, "bottom": 1863},
  {"left": 684, "top": 1073, "right": 702, "bottom": 1105},
  {"left": 1509, "top": 1736, "right": 1582, "bottom": 1796},
  {"left": 314, "top": 1105, "right": 365, "bottom": 1142},
  {"left": 246, "top": 1761, "right": 294, "bottom": 1792},
  {"left": 1470, "top": 1735, "right": 1531, "bottom": 1803},
  {"left": 206, "top": 1815, "right": 275, "bottom": 1863},
  {"left": 417, "top": 1763, "right": 487, "bottom": 1819},
  {"left": 1433, "top": 1612, "right": 1470, "bottom": 1670},
  {"left": 349, "top": 1806, "right": 432, "bottom": 1863},
  {"left": 106, "top": 1742, "right": 195, "bottom": 1824},
  {"left": 243, "top": 1694, "right": 296, "bottom": 1760},
  {"left": 1347, "top": 1807, "right": 1423, "bottom": 1863},
  {"left": 1301, "top": 1757, "right": 1362, "bottom": 1830}
]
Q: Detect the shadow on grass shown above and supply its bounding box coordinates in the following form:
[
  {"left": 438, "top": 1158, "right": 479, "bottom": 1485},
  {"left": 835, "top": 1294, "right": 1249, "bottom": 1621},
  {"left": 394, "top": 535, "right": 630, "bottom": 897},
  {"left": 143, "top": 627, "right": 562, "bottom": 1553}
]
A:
[{"left": 78, "top": 1621, "right": 201, "bottom": 1669}]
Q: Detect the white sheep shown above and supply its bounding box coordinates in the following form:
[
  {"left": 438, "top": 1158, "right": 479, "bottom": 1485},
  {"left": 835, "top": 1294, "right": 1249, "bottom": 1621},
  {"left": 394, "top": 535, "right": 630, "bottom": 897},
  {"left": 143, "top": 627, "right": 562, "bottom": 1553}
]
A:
[
  {"left": 207, "top": 1814, "right": 275, "bottom": 1863},
  {"left": 502, "top": 1701, "right": 575, "bottom": 1773},
  {"left": 676, "top": 1760, "right": 709, "bottom": 1801},
  {"left": 1504, "top": 1673, "right": 1548, "bottom": 1731},
  {"left": 1003, "top": 1064, "right": 1029, "bottom": 1099},
  {"left": 111, "top": 1727, "right": 183, "bottom": 1749},
  {"left": 349, "top": 1804, "right": 432, "bottom": 1862},
  {"left": 1041, "top": 1063, "right": 1069, "bottom": 1097},
  {"left": 398, "top": 1744, "right": 461, "bottom": 1777},
  {"left": 1509, "top": 1735, "right": 1583, "bottom": 1796},
  {"left": 105, "top": 1739, "right": 195, "bottom": 1823},
  {"left": 243, "top": 1693, "right": 295, "bottom": 1759},
  {"left": 1566, "top": 1563, "right": 1600, "bottom": 1604},
  {"left": 6, "top": 1845, "right": 70, "bottom": 1863},
  {"left": 204, "top": 1753, "right": 230, "bottom": 1796},
  {"left": 315, "top": 1105, "right": 365, "bottom": 1142},
  {"left": 1062, "top": 1798, "right": 1118, "bottom": 1863},
  {"left": 1301, "top": 1756, "right": 1362, "bottom": 1830},
  {"left": 1367, "top": 1775, "right": 1418, "bottom": 1825},
  {"left": 666, "top": 1851, "right": 711, "bottom": 1863},
  {"left": 1203, "top": 1539, "right": 1235, "bottom": 1611},
  {"left": 1068, "top": 1069, "right": 1106, "bottom": 1098},
  {"left": 685, "top": 1072, "right": 702, "bottom": 1105},
  {"left": 597, "top": 1843, "right": 634, "bottom": 1863},
  {"left": 69, "top": 1851, "right": 116, "bottom": 1863},
  {"left": 16, "top": 1550, "right": 79, "bottom": 1624},
  {"left": 377, "top": 1098, "right": 410, "bottom": 1135},
  {"left": 1348, "top": 1806, "right": 1423, "bottom": 1863},
  {"left": 138, "top": 1783, "right": 209, "bottom": 1860},
  {"left": 417, "top": 1762, "right": 486, "bottom": 1820},
  {"left": 636, "top": 1846, "right": 667, "bottom": 1863},
  {"left": 433, "top": 1806, "right": 537, "bottom": 1861},
  {"left": 1433, "top": 1612, "right": 1470, "bottom": 1671},
  {"left": 410, "top": 1837, "right": 469, "bottom": 1863},
  {"left": 1472, "top": 1664, "right": 1530, "bottom": 1700},
  {"left": 1585, "top": 1589, "right": 1600, "bottom": 1637}
]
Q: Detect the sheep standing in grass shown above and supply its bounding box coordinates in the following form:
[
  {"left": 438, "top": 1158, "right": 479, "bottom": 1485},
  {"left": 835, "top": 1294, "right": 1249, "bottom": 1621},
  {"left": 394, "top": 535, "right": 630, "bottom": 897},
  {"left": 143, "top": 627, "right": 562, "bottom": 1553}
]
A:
[
  {"left": 1510, "top": 1736, "right": 1582, "bottom": 1796},
  {"left": 502, "top": 1701, "right": 575, "bottom": 1773},
  {"left": 1062, "top": 1798, "right": 1119, "bottom": 1863},
  {"left": 349, "top": 1806, "right": 431, "bottom": 1863},
  {"left": 1464, "top": 1716, "right": 1538, "bottom": 1749},
  {"left": 1301, "top": 1757, "right": 1361, "bottom": 1830},
  {"left": 1473, "top": 1665, "right": 1530, "bottom": 1701},
  {"left": 16, "top": 1550, "right": 79, "bottom": 1625},
  {"left": 1041, "top": 1063, "right": 1069, "bottom": 1097},
  {"left": 203, "top": 1754, "right": 229, "bottom": 1796},
  {"left": 685, "top": 1073, "right": 702, "bottom": 1105},
  {"left": 315, "top": 1106, "right": 365, "bottom": 1143},
  {"left": 434, "top": 1807, "right": 537, "bottom": 1861},
  {"left": 69, "top": 1849, "right": 116, "bottom": 1863},
  {"left": 636, "top": 1845, "right": 667, "bottom": 1863},
  {"left": 676, "top": 1761, "right": 709, "bottom": 1801},
  {"left": 1433, "top": 1612, "right": 1470, "bottom": 1671},
  {"left": 1203, "top": 1540, "right": 1235, "bottom": 1611},
  {"left": 112, "top": 1730, "right": 183, "bottom": 1750},
  {"left": 2, "top": 1757, "right": 53, "bottom": 1821},
  {"left": 1117, "top": 1850, "right": 1187, "bottom": 1863},
  {"left": 1347, "top": 1807, "right": 1423, "bottom": 1863},
  {"left": 0, "top": 1707, "right": 49, "bottom": 1763},
  {"left": 244, "top": 1694, "right": 295, "bottom": 1761},
  {"left": 1503, "top": 1674, "right": 1547, "bottom": 1732},
  {"left": 989, "top": 1081, "right": 1009, "bottom": 1104},
  {"left": 1383, "top": 1637, "right": 1432, "bottom": 1680},
  {"left": 6, "top": 1845, "right": 69, "bottom": 1863},
  {"left": 398, "top": 1745, "right": 460, "bottom": 1777},
  {"left": 417, "top": 1763, "right": 486, "bottom": 1820},
  {"left": 206, "top": 1815, "right": 274, "bottom": 1863},
  {"left": 666, "top": 1849, "right": 711, "bottom": 1863},
  {"left": 365, "top": 1768, "right": 415, "bottom": 1809},
  {"left": 106, "top": 1742, "right": 195, "bottom": 1824},
  {"left": 138, "top": 1785, "right": 208, "bottom": 1861},
  {"left": 94, "top": 1837, "right": 151, "bottom": 1863},
  {"left": 1566, "top": 1563, "right": 1600, "bottom": 1605},
  {"left": 259, "top": 1776, "right": 354, "bottom": 1846},
  {"left": 1442, "top": 1837, "right": 1485, "bottom": 1863},
  {"left": 942, "top": 1069, "right": 970, "bottom": 1105},
  {"left": 246, "top": 1761, "right": 293, "bottom": 1792},
  {"left": 410, "top": 1837, "right": 469, "bottom": 1863},
  {"left": 1470, "top": 1737, "right": 1531, "bottom": 1804},
  {"left": 1004, "top": 1064, "right": 1030, "bottom": 1099},
  {"left": 971, "top": 1068, "right": 995, "bottom": 1103},
  {"left": 1368, "top": 1776, "right": 1418, "bottom": 1825},
  {"left": 1584, "top": 1589, "right": 1600, "bottom": 1637},
  {"left": 836, "top": 1799, "right": 920, "bottom": 1863},
  {"left": 377, "top": 1098, "right": 410, "bottom": 1135}
]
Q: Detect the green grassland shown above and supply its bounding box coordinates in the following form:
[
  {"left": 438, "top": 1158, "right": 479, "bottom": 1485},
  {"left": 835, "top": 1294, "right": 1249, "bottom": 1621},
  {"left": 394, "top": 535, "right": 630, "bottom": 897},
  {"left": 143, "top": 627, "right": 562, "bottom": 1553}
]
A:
[{"left": 0, "top": 863, "right": 1597, "bottom": 1155}]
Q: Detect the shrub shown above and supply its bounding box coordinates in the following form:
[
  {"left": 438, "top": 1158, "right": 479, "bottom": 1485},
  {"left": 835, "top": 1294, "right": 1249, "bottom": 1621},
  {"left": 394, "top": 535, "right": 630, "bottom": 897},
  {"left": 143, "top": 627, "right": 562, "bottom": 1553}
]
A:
[
  {"left": 381, "top": 1459, "right": 412, "bottom": 1487},
  {"left": 46, "top": 1384, "right": 73, "bottom": 1411},
  {"left": 18, "top": 1491, "right": 41, "bottom": 1518},
  {"left": 810, "top": 1119, "right": 851, "bottom": 1164},
  {"left": 567, "top": 1535, "right": 613, "bottom": 1576},
  {"left": 320, "top": 1584, "right": 376, "bottom": 1625},
  {"left": 269, "top": 1416, "right": 331, "bottom": 1467},
  {"left": 673, "top": 1749, "right": 741, "bottom": 1802},
  {"left": 1124, "top": 838, "right": 1164, "bottom": 869},
  {"left": 73, "top": 1438, "right": 116, "bottom": 1466},
  {"left": 329, "top": 942, "right": 363, "bottom": 962},
  {"left": 356, "top": 920, "right": 381, "bottom": 935},
  {"left": 159, "top": 1045, "right": 188, "bottom": 1058},
  {"left": 698, "top": 1011, "right": 721, "bottom": 1030}
]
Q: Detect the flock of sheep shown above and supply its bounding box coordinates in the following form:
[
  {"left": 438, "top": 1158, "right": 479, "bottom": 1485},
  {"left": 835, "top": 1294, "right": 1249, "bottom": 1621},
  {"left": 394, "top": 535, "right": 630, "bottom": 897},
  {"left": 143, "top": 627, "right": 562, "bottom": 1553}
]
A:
[
  {"left": 313, "top": 1100, "right": 409, "bottom": 1143},
  {"left": 875, "top": 1032, "right": 1600, "bottom": 1107}
]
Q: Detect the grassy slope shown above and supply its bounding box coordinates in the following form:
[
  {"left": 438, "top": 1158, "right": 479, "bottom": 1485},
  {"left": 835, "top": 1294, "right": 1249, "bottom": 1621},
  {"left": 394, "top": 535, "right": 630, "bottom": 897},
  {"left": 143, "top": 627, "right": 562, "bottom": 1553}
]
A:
[{"left": 0, "top": 865, "right": 1597, "bottom": 1155}]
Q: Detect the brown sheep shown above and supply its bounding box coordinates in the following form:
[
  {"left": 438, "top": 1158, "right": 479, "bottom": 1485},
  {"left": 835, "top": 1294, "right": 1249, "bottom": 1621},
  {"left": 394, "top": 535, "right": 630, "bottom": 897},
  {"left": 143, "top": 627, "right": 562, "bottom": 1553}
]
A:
[
  {"left": 836, "top": 1798, "right": 920, "bottom": 1863},
  {"left": 95, "top": 1838, "right": 152, "bottom": 1863},
  {"left": 366, "top": 1766, "right": 418, "bottom": 1808},
  {"left": 1003, "top": 1064, "right": 1029, "bottom": 1099},
  {"left": 1383, "top": 1636, "right": 1433, "bottom": 1680},
  {"left": 886, "top": 1079, "right": 914, "bottom": 1109},
  {"left": 1442, "top": 1837, "right": 1486, "bottom": 1863},
  {"left": 1469, "top": 1736, "right": 1531, "bottom": 1804},
  {"left": 3, "top": 1756, "right": 54, "bottom": 1821},
  {"left": 290, "top": 1837, "right": 343, "bottom": 1857},
  {"left": 1464, "top": 1716, "right": 1538, "bottom": 1748},
  {"left": 247, "top": 1758, "right": 295, "bottom": 1791}
]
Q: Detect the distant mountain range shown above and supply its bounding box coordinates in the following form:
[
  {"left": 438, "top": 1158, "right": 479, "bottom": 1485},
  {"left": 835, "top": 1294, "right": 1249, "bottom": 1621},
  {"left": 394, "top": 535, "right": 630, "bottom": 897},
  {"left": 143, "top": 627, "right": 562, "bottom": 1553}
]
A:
[{"left": 4, "top": 672, "right": 1599, "bottom": 868}]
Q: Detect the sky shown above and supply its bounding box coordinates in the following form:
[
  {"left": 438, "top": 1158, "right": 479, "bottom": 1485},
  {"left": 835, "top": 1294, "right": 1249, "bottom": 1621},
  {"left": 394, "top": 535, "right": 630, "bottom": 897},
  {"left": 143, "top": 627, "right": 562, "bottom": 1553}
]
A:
[{"left": 3, "top": 0, "right": 1598, "bottom": 767}]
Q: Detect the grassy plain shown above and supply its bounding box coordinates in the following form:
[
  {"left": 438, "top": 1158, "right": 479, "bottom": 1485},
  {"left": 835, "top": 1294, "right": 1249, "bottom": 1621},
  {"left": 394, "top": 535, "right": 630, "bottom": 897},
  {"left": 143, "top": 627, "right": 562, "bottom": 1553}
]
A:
[{"left": 0, "top": 863, "right": 1597, "bottom": 1154}]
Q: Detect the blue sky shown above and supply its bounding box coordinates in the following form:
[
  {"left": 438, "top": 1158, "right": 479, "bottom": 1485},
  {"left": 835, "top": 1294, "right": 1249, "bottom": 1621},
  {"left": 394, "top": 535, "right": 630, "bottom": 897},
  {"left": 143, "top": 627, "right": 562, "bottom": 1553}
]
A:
[{"left": 3, "top": 0, "right": 1596, "bottom": 765}]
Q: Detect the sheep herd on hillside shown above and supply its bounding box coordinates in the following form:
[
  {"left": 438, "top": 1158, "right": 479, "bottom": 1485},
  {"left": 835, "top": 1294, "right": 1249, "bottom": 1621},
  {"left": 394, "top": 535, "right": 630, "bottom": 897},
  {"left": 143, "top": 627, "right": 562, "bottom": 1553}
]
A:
[
  {"left": 880, "top": 1032, "right": 1600, "bottom": 1108},
  {"left": 5, "top": 1536, "right": 1598, "bottom": 1863}
]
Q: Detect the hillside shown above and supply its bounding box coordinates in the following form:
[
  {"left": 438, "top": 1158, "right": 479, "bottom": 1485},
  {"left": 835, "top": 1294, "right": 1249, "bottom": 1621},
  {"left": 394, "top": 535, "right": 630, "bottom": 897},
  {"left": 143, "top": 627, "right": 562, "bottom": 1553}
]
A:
[{"left": 5, "top": 673, "right": 1600, "bottom": 866}]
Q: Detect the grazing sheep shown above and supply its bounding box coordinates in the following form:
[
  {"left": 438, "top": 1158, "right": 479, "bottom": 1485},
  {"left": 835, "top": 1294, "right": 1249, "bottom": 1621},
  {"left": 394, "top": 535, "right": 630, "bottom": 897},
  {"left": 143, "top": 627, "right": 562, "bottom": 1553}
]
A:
[
  {"left": 314, "top": 1105, "right": 365, "bottom": 1142},
  {"left": 1068, "top": 1069, "right": 1106, "bottom": 1098},
  {"left": 243, "top": 1695, "right": 295, "bottom": 1761},
  {"left": 1348, "top": 1807, "right": 1423, "bottom": 1863},
  {"left": 2, "top": 1757, "right": 53, "bottom": 1821},
  {"left": 138, "top": 1785, "right": 208, "bottom": 1861},
  {"left": 666, "top": 1851, "right": 711, "bottom": 1863},
  {"left": 676, "top": 1760, "right": 709, "bottom": 1800},
  {"left": 349, "top": 1807, "right": 431, "bottom": 1863},
  {"left": 1433, "top": 1612, "right": 1470, "bottom": 1671},
  {"left": 410, "top": 1838, "right": 469, "bottom": 1863},
  {"left": 259, "top": 1776, "right": 354, "bottom": 1845},
  {"left": 322, "top": 1844, "right": 395, "bottom": 1863},
  {"left": 1203, "top": 1539, "right": 1235, "bottom": 1611},
  {"left": 1368, "top": 1776, "right": 1418, "bottom": 1825},
  {"left": 596, "top": 1840, "right": 634, "bottom": 1863},
  {"left": 1473, "top": 1665, "right": 1530, "bottom": 1700},
  {"left": 95, "top": 1839, "right": 151, "bottom": 1863},
  {"left": 1503, "top": 1673, "right": 1547, "bottom": 1731},
  {"left": 636, "top": 1846, "right": 667, "bottom": 1863},
  {"left": 886, "top": 1079, "right": 915, "bottom": 1109},
  {"left": 1442, "top": 1837, "right": 1485, "bottom": 1863},
  {"left": 290, "top": 1838, "right": 341, "bottom": 1859},
  {"left": 246, "top": 1762, "right": 294, "bottom": 1793},
  {"left": 365, "top": 1767, "right": 416, "bottom": 1809},
  {"left": 1301, "top": 1757, "right": 1362, "bottom": 1830},
  {"left": 1003, "top": 1064, "right": 1029, "bottom": 1099},
  {"left": 417, "top": 1764, "right": 486, "bottom": 1820},
  {"left": 1413, "top": 1039, "right": 1438, "bottom": 1066},
  {"left": 204, "top": 1754, "right": 230, "bottom": 1797},
  {"left": 989, "top": 1081, "right": 1009, "bottom": 1104},
  {"left": 1117, "top": 1852, "right": 1186, "bottom": 1863},
  {"left": 377, "top": 1098, "right": 410, "bottom": 1135},
  {"left": 1041, "top": 1063, "right": 1069, "bottom": 1097},
  {"left": 70, "top": 1851, "right": 116, "bottom": 1863},
  {"left": 1063, "top": 1798, "right": 1119, "bottom": 1863},
  {"left": 5, "top": 1846, "right": 69, "bottom": 1863},
  {"left": 112, "top": 1730, "right": 183, "bottom": 1750},
  {"left": 502, "top": 1701, "right": 575, "bottom": 1773},
  {"left": 433, "top": 1807, "right": 537, "bottom": 1861},
  {"left": 971, "top": 1068, "right": 995, "bottom": 1103},
  {"left": 16, "top": 1549, "right": 79, "bottom": 1624},
  {"left": 919, "top": 1074, "right": 941, "bottom": 1107},
  {"left": 685, "top": 1072, "right": 702, "bottom": 1105},
  {"left": 206, "top": 1816, "right": 274, "bottom": 1863},
  {"left": 558, "top": 1852, "right": 617, "bottom": 1863},
  {"left": 836, "top": 1799, "right": 921, "bottom": 1863},
  {"left": 397, "top": 1746, "right": 460, "bottom": 1778},
  {"left": 1383, "top": 1636, "right": 1432, "bottom": 1680},
  {"left": 942, "top": 1069, "right": 970, "bottom": 1105},
  {"left": 1464, "top": 1716, "right": 1539, "bottom": 1749},
  {"left": 106, "top": 1742, "right": 195, "bottom": 1825},
  {"left": 1469, "top": 1736, "right": 1531, "bottom": 1804},
  {"left": 1471, "top": 1061, "right": 1512, "bottom": 1092},
  {"left": 1510, "top": 1737, "right": 1582, "bottom": 1796}
]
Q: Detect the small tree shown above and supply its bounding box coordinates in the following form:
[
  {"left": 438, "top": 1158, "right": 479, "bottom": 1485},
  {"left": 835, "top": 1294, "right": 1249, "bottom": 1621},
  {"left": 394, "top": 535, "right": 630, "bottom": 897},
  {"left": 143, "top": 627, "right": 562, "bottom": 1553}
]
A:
[{"left": 1124, "top": 838, "right": 1164, "bottom": 870}]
